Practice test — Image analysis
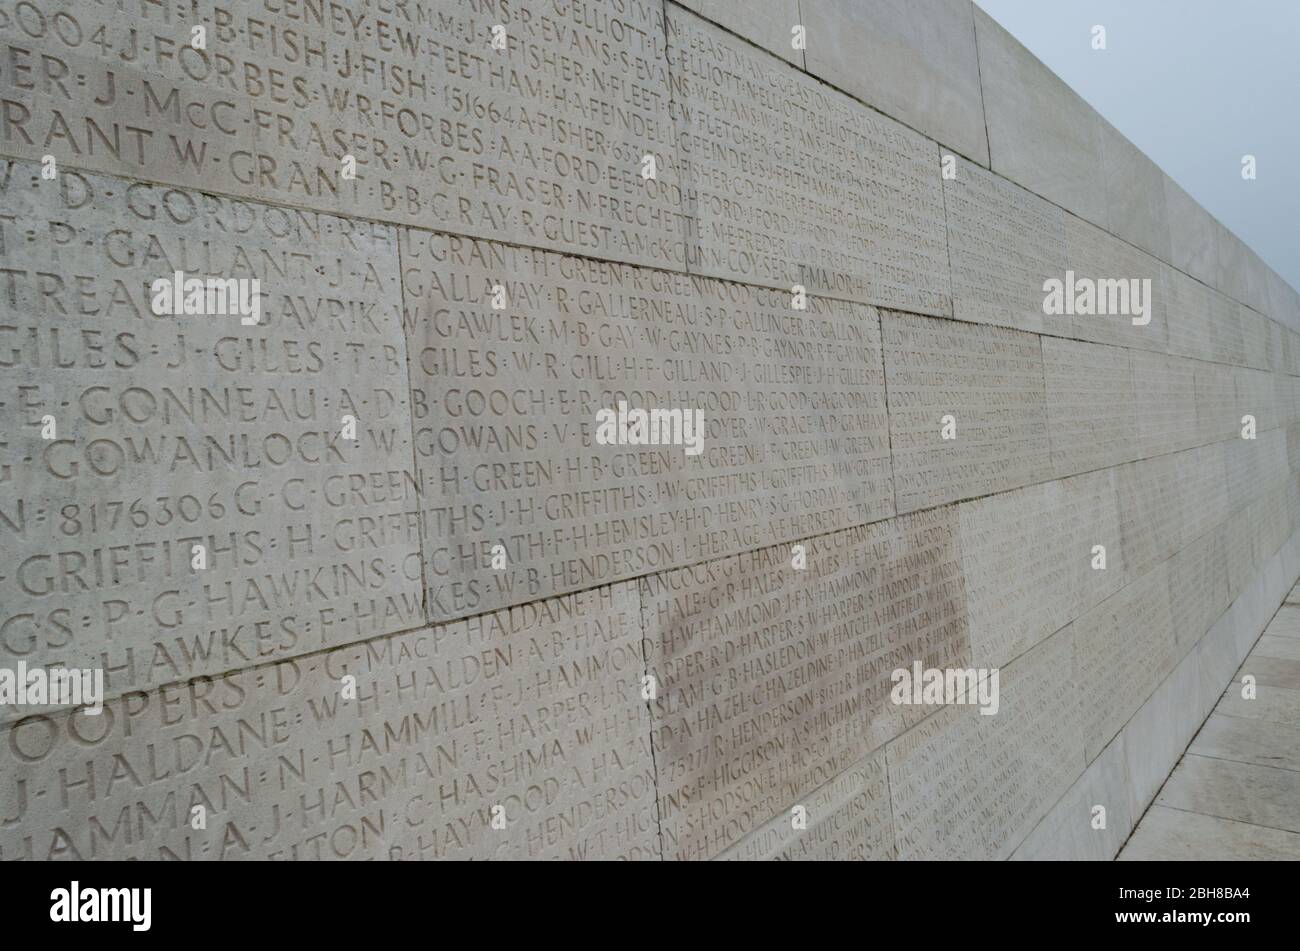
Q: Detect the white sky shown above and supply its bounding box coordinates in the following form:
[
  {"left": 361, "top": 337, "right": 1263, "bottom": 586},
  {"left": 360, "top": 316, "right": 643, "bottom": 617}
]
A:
[{"left": 976, "top": 0, "right": 1299, "bottom": 292}]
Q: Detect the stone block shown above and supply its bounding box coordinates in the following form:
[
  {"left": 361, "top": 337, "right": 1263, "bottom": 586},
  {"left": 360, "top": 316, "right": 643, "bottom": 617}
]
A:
[
  {"left": 1163, "top": 177, "right": 1219, "bottom": 287},
  {"left": 1061, "top": 216, "right": 1168, "bottom": 353},
  {"left": 1210, "top": 289, "right": 1246, "bottom": 366},
  {"left": 882, "top": 312, "right": 1051, "bottom": 512},
  {"left": 642, "top": 508, "right": 970, "bottom": 860},
  {"left": 1100, "top": 121, "right": 1171, "bottom": 262},
  {"left": 1236, "top": 366, "right": 1284, "bottom": 433},
  {"left": 1130, "top": 350, "right": 1199, "bottom": 458},
  {"left": 958, "top": 468, "right": 1124, "bottom": 669},
  {"left": 1115, "top": 454, "right": 1184, "bottom": 579},
  {"left": 1167, "top": 527, "right": 1229, "bottom": 656},
  {"left": 1156, "top": 754, "right": 1300, "bottom": 834},
  {"left": 801, "top": 0, "right": 989, "bottom": 165},
  {"left": 886, "top": 630, "right": 1083, "bottom": 859},
  {"left": 1238, "top": 306, "right": 1273, "bottom": 371},
  {"left": 1190, "top": 712, "right": 1300, "bottom": 771},
  {"left": 1216, "top": 224, "right": 1271, "bottom": 314},
  {"left": 1120, "top": 649, "right": 1204, "bottom": 818},
  {"left": 665, "top": 7, "right": 951, "bottom": 314},
  {"left": 0, "top": 582, "right": 660, "bottom": 860},
  {"left": 944, "top": 156, "right": 1068, "bottom": 335},
  {"left": 1042, "top": 337, "right": 1139, "bottom": 477},
  {"left": 974, "top": 7, "right": 1107, "bottom": 228},
  {"left": 0, "top": 1, "right": 688, "bottom": 270},
  {"left": 671, "top": 0, "right": 805, "bottom": 65},
  {"left": 1011, "top": 733, "right": 1132, "bottom": 861},
  {"left": 1163, "top": 262, "right": 1219, "bottom": 364},
  {"left": 1072, "top": 564, "right": 1178, "bottom": 763},
  {"left": 1194, "top": 362, "right": 1240, "bottom": 444},
  {"left": 1215, "top": 683, "right": 1300, "bottom": 726},
  {"left": 1176, "top": 442, "right": 1230, "bottom": 548},
  {"left": 1119, "top": 805, "right": 1300, "bottom": 860},
  {"left": 0, "top": 161, "right": 422, "bottom": 719},
  {"left": 716, "top": 752, "right": 896, "bottom": 860},
  {"left": 399, "top": 228, "right": 895, "bottom": 622}
]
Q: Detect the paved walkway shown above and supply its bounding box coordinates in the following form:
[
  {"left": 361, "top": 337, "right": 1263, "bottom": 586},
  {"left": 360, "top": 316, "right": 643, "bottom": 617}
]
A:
[{"left": 1118, "top": 587, "right": 1300, "bottom": 860}]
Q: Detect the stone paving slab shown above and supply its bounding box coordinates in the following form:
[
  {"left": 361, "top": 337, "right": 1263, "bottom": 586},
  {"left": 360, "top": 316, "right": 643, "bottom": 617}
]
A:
[
  {"left": 1255, "top": 635, "right": 1300, "bottom": 660},
  {"left": 1120, "top": 599, "right": 1300, "bottom": 858},
  {"left": 1216, "top": 683, "right": 1300, "bottom": 725},
  {"left": 1188, "top": 713, "right": 1300, "bottom": 772},
  {"left": 1119, "top": 805, "right": 1300, "bottom": 861},
  {"left": 1151, "top": 755, "right": 1300, "bottom": 835}
]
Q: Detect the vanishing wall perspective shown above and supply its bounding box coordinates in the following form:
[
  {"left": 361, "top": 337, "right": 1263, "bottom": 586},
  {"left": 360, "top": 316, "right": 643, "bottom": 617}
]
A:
[{"left": 1, "top": 0, "right": 1299, "bottom": 860}]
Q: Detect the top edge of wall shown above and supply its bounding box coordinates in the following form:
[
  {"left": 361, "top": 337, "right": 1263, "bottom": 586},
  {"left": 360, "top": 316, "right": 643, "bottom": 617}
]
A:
[{"left": 667, "top": 0, "right": 1300, "bottom": 333}]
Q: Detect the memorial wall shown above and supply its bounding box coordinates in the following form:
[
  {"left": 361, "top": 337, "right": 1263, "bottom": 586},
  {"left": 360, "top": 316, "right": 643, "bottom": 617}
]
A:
[{"left": 0, "top": 0, "right": 1298, "bottom": 860}]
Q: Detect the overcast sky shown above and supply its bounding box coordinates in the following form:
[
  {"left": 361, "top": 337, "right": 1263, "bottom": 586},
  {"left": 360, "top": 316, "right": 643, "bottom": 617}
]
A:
[{"left": 975, "top": 0, "right": 1299, "bottom": 293}]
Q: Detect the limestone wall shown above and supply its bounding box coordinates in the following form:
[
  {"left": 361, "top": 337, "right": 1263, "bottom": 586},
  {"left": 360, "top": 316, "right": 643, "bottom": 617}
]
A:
[{"left": 1, "top": 0, "right": 1296, "bottom": 860}]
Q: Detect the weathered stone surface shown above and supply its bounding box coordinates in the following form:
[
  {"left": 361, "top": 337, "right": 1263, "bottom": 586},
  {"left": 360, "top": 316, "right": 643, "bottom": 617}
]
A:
[
  {"left": 958, "top": 468, "right": 1124, "bottom": 669},
  {"left": 1120, "top": 648, "right": 1205, "bottom": 818},
  {"left": 1163, "top": 262, "right": 1219, "bottom": 364},
  {"left": 1190, "top": 712, "right": 1300, "bottom": 772},
  {"left": 1176, "top": 443, "right": 1230, "bottom": 549},
  {"left": 1042, "top": 337, "right": 1138, "bottom": 477},
  {"left": 1237, "top": 365, "right": 1284, "bottom": 432},
  {"left": 1193, "top": 362, "right": 1240, "bottom": 444},
  {"left": 1225, "top": 428, "right": 1289, "bottom": 515},
  {"left": 1156, "top": 754, "right": 1300, "bottom": 834},
  {"left": 1225, "top": 500, "right": 1263, "bottom": 598},
  {"left": 1216, "top": 224, "right": 1271, "bottom": 315},
  {"left": 1070, "top": 564, "right": 1178, "bottom": 762},
  {"left": 400, "top": 228, "right": 894, "bottom": 622},
  {"left": 1211, "top": 290, "right": 1246, "bottom": 366},
  {"left": 0, "top": 582, "right": 660, "bottom": 860},
  {"left": 1257, "top": 635, "right": 1300, "bottom": 660},
  {"left": 1062, "top": 216, "right": 1168, "bottom": 353},
  {"left": 1130, "top": 350, "right": 1198, "bottom": 457},
  {"left": 1216, "top": 683, "right": 1300, "bottom": 725},
  {"left": 886, "top": 630, "right": 1083, "bottom": 859},
  {"left": 665, "top": 7, "right": 952, "bottom": 314},
  {"left": 671, "top": 0, "right": 805, "bottom": 65},
  {"left": 944, "top": 156, "right": 1066, "bottom": 335},
  {"left": 1238, "top": 305, "right": 1273, "bottom": 372},
  {"left": 1238, "top": 653, "right": 1300, "bottom": 690},
  {"left": 802, "top": 0, "right": 989, "bottom": 165},
  {"left": 1266, "top": 317, "right": 1290, "bottom": 375},
  {"left": 882, "top": 312, "right": 1051, "bottom": 512},
  {"left": 1265, "top": 605, "right": 1300, "bottom": 638},
  {"left": 0, "top": 0, "right": 688, "bottom": 270},
  {"left": 1, "top": 0, "right": 1298, "bottom": 864},
  {"left": 0, "top": 161, "right": 422, "bottom": 718},
  {"left": 1266, "top": 267, "right": 1300, "bottom": 335},
  {"left": 1259, "top": 484, "right": 1295, "bottom": 564},
  {"left": 643, "top": 509, "right": 969, "bottom": 859},
  {"left": 1115, "top": 454, "right": 1185, "bottom": 578},
  {"left": 1119, "top": 804, "right": 1300, "bottom": 860},
  {"left": 1100, "top": 121, "right": 1171, "bottom": 263},
  {"left": 717, "top": 751, "right": 896, "bottom": 860},
  {"left": 1163, "top": 178, "right": 1219, "bottom": 287},
  {"left": 1166, "top": 528, "right": 1229, "bottom": 653},
  {"left": 1012, "top": 733, "right": 1132, "bottom": 861},
  {"left": 973, "top": 6, "right": 1107, "bottom": 228}
]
